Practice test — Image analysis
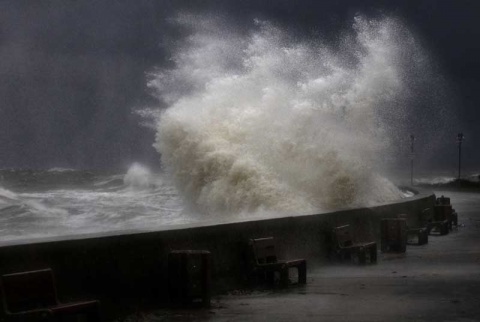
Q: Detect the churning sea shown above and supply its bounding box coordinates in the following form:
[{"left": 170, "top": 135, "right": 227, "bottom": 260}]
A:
[{"left": 1, "top": 163, "right": 475, "bottom": 243}]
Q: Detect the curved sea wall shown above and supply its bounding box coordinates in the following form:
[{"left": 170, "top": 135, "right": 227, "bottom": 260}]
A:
[{"left": 0, "top": 189, "right": 434, "bottom": 319}]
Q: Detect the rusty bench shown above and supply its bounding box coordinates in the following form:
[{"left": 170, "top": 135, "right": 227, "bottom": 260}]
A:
[
  {"left": 332, "top": 225, "right": 377, "bottom": 264},
  {"left": 381, "top": 218, "right": 407, "bottom": 252},
  {"left": 249, "top": 237, "right": 306, "bottom": 287},
  {"left": 1, "top": 268, "right": 100, "bottom": 321},
  {"left": 436, "top": 195, "right": 458, "bottom": 229},
  {"left": 394, "top": 214, "right": 428, "bottom": 246},
  {"left": 422, "top": 207, "right": 449, "bottom": 235},
  {"left": 407, "top": 226, "right": 429, "bottom": 245}
]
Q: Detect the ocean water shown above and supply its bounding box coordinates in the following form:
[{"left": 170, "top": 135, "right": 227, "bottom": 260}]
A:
[
  {"left": 0, "top": 15, "right": 457, "bottom": 242},
  {"left": 0, "top": 165, "right": 186, "bottom": 241},
  {"left": 1, "top": 165, "right": 475, "bottom": 242},
  {"left": 0, "top": 164, "right": 426, "bottom": 242}
]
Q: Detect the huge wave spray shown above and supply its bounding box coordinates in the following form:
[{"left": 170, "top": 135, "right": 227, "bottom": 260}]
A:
[{"left": 149, "top": 15, "right": 443, "bottom": 215}]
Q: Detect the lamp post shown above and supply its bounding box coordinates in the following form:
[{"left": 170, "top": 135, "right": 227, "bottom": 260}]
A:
[
  {"left": 410, "top": 134, "right": 415, "bottom": 186},
  {"left": 457, "top": 133, "right": 464, "bottom": 180}
]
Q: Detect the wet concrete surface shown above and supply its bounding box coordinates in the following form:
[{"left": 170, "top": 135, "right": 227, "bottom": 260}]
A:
[{"left": 122, "top": 190, "right": 480, "bottom": 322}]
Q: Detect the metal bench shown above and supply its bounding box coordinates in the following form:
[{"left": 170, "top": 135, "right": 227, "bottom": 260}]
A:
[
  {"left": 395, "top": 214, "right": 428, "bottom": 246},
  {"left": 332, "top": 225, "right": 377, "bottom": 264},
  {"left": 423, "top": 207, "right": 449, "bottom": 235},
  {"left": 435, "top": 204, "right": 456, "bottom": 231},
  {"left": 249, "top": 237, "right": 306, "bottom": 287},
  {"left": 436, "top": 195, "right": 458, "bottom": 228},
  {"left": 407, "top": 226, "right": 429, "bottom": 245},
  {"left": 381, "top": 218, "right": 407, "bottom": 252},
  {"left": 1, "top": 268, "right": 100, "bottom": 321}
]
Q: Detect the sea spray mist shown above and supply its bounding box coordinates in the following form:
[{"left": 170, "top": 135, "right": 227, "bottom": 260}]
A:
[{"left": 150, "top": 14, "right": 451, "bottom": 215}]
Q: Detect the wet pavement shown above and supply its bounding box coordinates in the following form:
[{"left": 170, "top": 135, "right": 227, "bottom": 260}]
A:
[{"left": 121, "top": 190, "right": 480, "bottom": 322}]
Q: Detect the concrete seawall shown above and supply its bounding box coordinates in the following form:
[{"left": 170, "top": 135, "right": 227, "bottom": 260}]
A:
[{"left": 0, "top": 189, "right": 435, "bottom": 320}]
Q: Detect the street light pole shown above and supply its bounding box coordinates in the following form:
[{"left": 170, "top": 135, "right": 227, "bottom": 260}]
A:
[
  {"left": 457, "top": 133, "right": 464, "bottom": 180},
  {"left": 410, "top": 134, "right": 415, "bottom": 186}
]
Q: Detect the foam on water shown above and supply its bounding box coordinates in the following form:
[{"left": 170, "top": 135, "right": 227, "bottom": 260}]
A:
[
  {"left": 416, "top": 176, "right": 456, "bottom": 185},
  {"left": 123, "top": 162, "right": 153, "bottom": 189},
  {"left": 0, "top": 186, "right": 19, "bottom": 209},
  {"left": 0, "top": 165, "right": 186, "bottom": 241},
  {"left": 149, "top": 15, "right": 440, "bottom": 215},
  {"left": 48, "top": 167, "right": 75, "bottom": 173}
]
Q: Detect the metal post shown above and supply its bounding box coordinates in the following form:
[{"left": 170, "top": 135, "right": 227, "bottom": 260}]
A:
[
  {"left": 410, "top": 134, "right": 415, "bottom": 186},
  {"left": 457, "top": 133, "right": 464, "bottom": 180}
]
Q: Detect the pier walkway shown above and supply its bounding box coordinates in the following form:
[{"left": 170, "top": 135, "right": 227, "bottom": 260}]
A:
[{"left": 122, "top": 190, "right": 480, "bottom": 322}]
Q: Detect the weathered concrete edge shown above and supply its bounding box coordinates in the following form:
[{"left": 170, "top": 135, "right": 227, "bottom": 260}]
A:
[{"left": 0, "top": 189, "right": 435, "bottom": 320}]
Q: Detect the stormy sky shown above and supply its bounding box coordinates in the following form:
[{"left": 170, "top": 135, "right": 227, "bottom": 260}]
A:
[{"left": 1, "top": 0, "right": 479, "bottom": 172}]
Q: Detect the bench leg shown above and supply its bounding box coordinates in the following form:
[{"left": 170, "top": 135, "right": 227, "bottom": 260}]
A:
[
  {"left": 381, "top": 238, "right": 388, "bottom": 253},
  {"left": 441, "top": 222, "right": 449, "bottom": 235},
  {"left": 266, "top": 271, "right": 275, "bottom": 285},
  {"left": 400, "top": 239, "right": 407, "bottom": 252},
  {"left": 427, "top": 223, "right": 433, "bottom": 235},
  {"left": 280, "top": 268, "right": 289, "bottom": 287},
  {"left": 369, "top": 244, "right": 377, "bottom": 263},
  {"left": 358, "top": 248, "right": 366, "bottom": 264},
  {"left": 420, "top": 230, "right": 428, "bottom": 244},
  {"left": 297, "top": 261, "right": 307, "bottom": 284}
]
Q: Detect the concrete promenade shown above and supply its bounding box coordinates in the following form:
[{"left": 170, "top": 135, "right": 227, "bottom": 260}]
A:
[{"left": 125, "top": 190, "right": 480, "bottom": 322}]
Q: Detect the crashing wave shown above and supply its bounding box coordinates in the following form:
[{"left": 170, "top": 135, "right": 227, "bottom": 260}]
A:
[{"left": 149, "top": 15, "right": 447, "bottom": 215}]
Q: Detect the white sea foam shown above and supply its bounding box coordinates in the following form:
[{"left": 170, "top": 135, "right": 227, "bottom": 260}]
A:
[
  {"left": 415, "top": 176, "right": 456, "bottom": 185},
  {"left": 0, "top": 186, "right": 19, "bottom": 209},
  {"left": 0, "top": 186, "right": 18, "bottom": 201},
  {"left": 0, "top": 169, "right": 185, "bottom": 241},
  {"left": 149, "top": 15, "right": 443, "bottom": 215},
  {"left": 48, "top": 167, "right": 75, "bottom": 172},
  {"left": 123, "top": 163, "right": 153, "bottom": 189}
]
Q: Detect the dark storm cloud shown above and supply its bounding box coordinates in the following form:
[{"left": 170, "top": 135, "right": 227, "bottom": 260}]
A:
[
  {"left": 0, "top": 0, "right": 169, "bottom": 169},
  {"left": 0, "top": 0, "right": 479, "bottom": 171}
]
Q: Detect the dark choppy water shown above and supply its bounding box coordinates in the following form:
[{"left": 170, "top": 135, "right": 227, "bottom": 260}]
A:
[
  {"left": 0, "top": 164, "right": 326, "bottom": 242},
  {"left": 1, "top": 164, "right": 467, "bottom": 243},
  {"left": 0, "top": 165, "right": 187, "bottom": 241}
]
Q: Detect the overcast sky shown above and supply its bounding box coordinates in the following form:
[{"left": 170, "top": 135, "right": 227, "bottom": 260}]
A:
[{"left": 1, "top": 0, "right": 479, "bottom": 172}]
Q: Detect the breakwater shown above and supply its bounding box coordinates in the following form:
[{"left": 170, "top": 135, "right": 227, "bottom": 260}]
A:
[{"left": 0, "top": 189, "right": 434, "bottom": 320}]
